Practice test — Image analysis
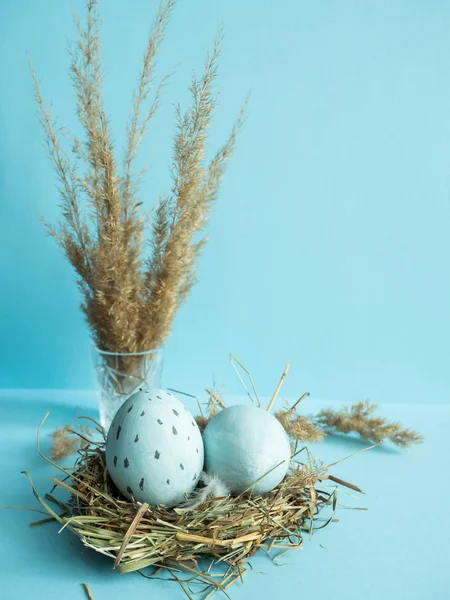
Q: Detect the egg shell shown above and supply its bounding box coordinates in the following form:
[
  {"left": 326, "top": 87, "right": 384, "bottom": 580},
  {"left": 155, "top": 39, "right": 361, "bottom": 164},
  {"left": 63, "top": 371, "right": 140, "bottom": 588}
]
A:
[
  {"left": 203, "top": 404, "right": 291, "bottom": 494},
  {"left": 106, "top": 389, "right": 204, "bottom": 507}
]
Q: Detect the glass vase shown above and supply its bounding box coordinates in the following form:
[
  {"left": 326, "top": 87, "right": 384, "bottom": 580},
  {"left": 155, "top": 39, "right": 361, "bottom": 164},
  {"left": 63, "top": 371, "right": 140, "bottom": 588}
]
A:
[{"left": 92, "top": 346, "right": 163, "bottom": 430}]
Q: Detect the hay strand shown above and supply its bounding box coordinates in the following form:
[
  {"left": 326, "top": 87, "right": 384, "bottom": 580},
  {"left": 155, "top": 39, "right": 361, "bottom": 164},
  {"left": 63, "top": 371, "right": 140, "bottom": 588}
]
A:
[
  {"left": 267, "top": 363, "right": 290, "bottom": 412},
  {"left": 115, "top": 502, "right": 150, "bottom": 567},
  {"left": 82, "top": 583, "right": 95, "bottom": 600}
]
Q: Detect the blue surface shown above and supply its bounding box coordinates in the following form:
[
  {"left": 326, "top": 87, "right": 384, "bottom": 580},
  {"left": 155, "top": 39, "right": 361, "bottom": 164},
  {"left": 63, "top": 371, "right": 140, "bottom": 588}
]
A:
[
  {"left": 1, "top": 0, "right": 450, "bottom": 404},
  {"left": 0, "top": 390, "right": 448, "bottom": 600}
]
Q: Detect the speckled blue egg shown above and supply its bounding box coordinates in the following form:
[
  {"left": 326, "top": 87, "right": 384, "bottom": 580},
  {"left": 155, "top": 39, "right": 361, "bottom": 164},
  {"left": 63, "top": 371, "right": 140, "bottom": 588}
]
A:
[
  {"left": 105, "top": 389, "right": 204, "bottom": 507},
  {"left": 203, "top": 405, "right": 291, "bottom": 494}
]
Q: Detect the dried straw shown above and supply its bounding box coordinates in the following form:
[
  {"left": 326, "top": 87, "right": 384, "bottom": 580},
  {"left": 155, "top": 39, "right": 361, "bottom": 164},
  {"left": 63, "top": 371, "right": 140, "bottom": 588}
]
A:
[
  {"left": 82, "top": 583, "right": 95, "bottom": 600},
  {"left": 24, "top": 413, "right": 359, "bottom": 599}
]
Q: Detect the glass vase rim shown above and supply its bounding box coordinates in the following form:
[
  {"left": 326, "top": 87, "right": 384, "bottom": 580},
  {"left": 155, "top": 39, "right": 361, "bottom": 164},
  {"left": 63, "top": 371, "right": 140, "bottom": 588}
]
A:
[{"left": 92, "top": 344, "right": 162, "bottom": 357}]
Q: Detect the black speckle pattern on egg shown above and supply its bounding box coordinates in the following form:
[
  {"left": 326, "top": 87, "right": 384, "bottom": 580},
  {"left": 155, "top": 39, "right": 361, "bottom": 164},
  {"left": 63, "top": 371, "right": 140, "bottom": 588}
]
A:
[{"left": 106, "top": 389, "right": 204, "bottom": 507}]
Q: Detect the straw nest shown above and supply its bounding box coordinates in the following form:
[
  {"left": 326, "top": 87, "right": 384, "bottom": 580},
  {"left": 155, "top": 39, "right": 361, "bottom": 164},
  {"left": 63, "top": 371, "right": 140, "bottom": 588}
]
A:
[{"left": 24, "top": 412, "right": 362, "bottom": 599}]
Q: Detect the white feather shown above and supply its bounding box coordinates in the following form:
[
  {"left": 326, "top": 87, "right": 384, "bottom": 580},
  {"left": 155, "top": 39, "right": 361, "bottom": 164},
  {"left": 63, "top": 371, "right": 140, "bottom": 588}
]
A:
[{"left": 177, "top": 471, "right": 230, "bottom": 511}]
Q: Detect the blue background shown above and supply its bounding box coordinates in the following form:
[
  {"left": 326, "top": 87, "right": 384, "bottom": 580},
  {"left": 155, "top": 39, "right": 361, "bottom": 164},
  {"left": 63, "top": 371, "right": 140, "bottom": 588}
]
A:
[{"left": 1, "top": 0, "right": 450, "bottom": 404}]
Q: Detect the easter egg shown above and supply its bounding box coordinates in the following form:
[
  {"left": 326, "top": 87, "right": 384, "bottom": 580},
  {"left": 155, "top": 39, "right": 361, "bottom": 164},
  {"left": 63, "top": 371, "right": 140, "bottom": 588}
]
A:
[
  {"left": 203, "top": 405, "right": 291, "bottom": 494},
  {"left": 105, "top": 389, "right": 204, "bottom": 507}
]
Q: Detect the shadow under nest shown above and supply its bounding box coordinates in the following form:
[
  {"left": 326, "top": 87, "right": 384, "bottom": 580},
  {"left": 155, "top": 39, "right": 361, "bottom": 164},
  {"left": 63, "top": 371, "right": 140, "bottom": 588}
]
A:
[{"left": 24, "top": 416, "right": 357, "bottom": 600}]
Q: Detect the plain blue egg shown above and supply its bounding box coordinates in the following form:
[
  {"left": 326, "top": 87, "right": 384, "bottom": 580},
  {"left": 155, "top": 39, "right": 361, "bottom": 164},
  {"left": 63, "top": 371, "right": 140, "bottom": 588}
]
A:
[{"left": 203, "top": 404, "right": 291, "bottom": 494}]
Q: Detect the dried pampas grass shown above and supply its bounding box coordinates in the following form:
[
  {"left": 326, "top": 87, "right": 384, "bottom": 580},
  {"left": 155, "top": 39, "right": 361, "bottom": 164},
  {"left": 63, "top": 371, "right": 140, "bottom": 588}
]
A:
[
  {"left": 50, "top": 424, "right": 92, "bottom": 461},
  {"left": 276, "top": 410, "right": 324, "bottom": 443},
  {"left": 50, "top": 426, "right": 79, "bottom": 461},
  {"left": 314, "top": 400, "right": 424, "bottom": 448},
  {"left": 30, "top": 0, "right": 244, "bottom": 356}
]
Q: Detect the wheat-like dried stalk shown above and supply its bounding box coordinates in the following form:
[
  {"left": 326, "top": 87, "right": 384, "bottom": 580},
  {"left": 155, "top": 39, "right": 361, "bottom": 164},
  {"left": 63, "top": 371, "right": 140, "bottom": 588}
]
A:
[
  {"left": 50, "top": 424, "right": 92, "bottom": 461},
  {"left": 314, "top": 400, "right": 424, "bottom": 447},
  {"left": 275, "top": 410, "right": 324, "bottom": 443},
  {"left": 30, "top": 0, "right": 243, "bottom": 358}
]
